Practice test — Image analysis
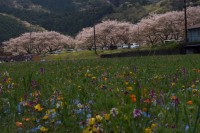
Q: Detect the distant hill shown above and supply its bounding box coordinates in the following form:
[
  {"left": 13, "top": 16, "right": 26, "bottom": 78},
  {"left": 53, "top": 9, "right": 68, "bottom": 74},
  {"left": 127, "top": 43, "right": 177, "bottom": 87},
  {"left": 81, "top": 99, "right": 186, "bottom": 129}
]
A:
[
  {"left": 0, "top": 13, "right": 27, "bottom": 44},
  {"left": 0, "top": 13, "right": 45, "bottom": 44},
  {"left": 0, "top": 0, "right": 200, "bottom": 43},
  {"left": 0, "top": 0, "right": 113, "bottom": 38}
]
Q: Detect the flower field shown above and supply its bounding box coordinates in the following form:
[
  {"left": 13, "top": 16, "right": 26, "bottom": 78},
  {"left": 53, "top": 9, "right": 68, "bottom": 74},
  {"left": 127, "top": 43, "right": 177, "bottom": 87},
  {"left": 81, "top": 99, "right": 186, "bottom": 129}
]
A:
[{"left": 0, "top": 55, "right": 200, "bottom": 133}]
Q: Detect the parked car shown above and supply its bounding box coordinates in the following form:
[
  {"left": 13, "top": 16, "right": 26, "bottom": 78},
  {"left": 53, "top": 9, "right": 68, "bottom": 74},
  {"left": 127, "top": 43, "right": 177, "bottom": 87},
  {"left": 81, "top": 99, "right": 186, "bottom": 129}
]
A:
[
  {"left": 122, "top": 43, "right": 139, "bottom": 49},
  {"left": 130, "top": 43, "right": 139, "bottom": 48},
  {"left": 122, "top": 44, "right": 129, "bottom": 49},
  {"left": 66, "top": 49, "right": 74, "bottom": 52},
  {"left": 51, "top": 50, "right": 62, "bottom": 54}
]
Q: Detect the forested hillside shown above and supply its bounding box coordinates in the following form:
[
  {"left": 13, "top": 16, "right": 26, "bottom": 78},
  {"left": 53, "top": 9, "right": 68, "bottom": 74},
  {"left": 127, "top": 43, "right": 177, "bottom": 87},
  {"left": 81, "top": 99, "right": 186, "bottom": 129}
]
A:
[
  {"left": 0, "top": 14, "right": 28, "bottom": 44},
  {"left": 0, "top": 13, "right": 45, "bottom": 44},
  {"left": 0, "top": 0, "right": 113, "bottom": 38},
  {"left": 0, "top": 0, "right": 200, "bottom": 43}
]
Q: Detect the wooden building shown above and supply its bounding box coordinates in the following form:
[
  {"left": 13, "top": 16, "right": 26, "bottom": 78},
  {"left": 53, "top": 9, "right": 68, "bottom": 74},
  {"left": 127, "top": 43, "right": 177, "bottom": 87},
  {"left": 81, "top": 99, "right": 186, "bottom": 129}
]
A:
[{"left": 184, "top": 23, "right": 200, "bottom": 54}]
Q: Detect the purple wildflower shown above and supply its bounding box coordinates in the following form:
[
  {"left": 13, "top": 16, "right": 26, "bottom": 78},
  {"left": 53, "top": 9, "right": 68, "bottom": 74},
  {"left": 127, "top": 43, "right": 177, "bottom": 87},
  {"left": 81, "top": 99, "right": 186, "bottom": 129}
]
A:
[
  {"left": 40, "top": 68, "right": 45, "bottom": 74},
  {"left": 133, "top": 109, "right": 142, "bottom": 118},
  {"left": 149, "top": 89, "right": 156, "bottom": 99},
  {"left": 124, "top": 91, "right": 129, "bottom": 95},
  {"left": 31, "top": 80, "right": 37, "bottom": 88}
]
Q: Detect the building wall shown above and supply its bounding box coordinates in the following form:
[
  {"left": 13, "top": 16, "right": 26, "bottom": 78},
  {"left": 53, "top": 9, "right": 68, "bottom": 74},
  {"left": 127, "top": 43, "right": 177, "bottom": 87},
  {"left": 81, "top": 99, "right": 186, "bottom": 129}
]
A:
[{"left": 188, "top": 28, "right": 200, "bottom": 42}]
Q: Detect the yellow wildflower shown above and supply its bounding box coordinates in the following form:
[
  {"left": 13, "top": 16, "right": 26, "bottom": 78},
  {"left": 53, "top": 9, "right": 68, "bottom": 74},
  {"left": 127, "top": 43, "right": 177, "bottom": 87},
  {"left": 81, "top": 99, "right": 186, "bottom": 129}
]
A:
[
  {"left": 87, "top": 74, "right": 92, "bottom": 77},
  {"left": 88, "top": 118, "right": 95, "bottom": 125},
  {"left": 123, "top": 115, "right": 128, "bottom": 120},
  {"left": 144, "top": 127, "right": 152, "bottom": 133},
  {"left": 46, "top": 109, "right": 56, "bottom": 114},
  {"left": 191, "top": 84, "right": 196, "bottom": 89},
  {"left": 40, "top": 126, "right": 48, "bottom": 132},
  {"left": 6, "top": 77, "right": 12, "bottom": 84},
  {"left": 34, "top": 104, "right": 43, "bottom": 111},
  {"left": 192, "top": 89, "right": 198, "bottom": 93},
  {"left": 103, "top": 77, "right": 108, "bottom": 81},
  {"left": 124, "top": 81, "right": 129, "bottom": 85},
  {"left": 20, "top": 97, "right": 23, "bottom": 102},
  {"left": 42, "top": 115, "right": 49, "bottom": 120},
  {"left": 92, "top": 127, "right": 97, "bottom": 132},
  {"left": 126, "top": 87, "right": 133, "bottom": 91},
  {"left": 171, "top": 82, "right": 176, "bottom": 87},
  {"left": 92, "top": 77, "right": 96, "bottom": 80},
  {"left": 104, "top": 114, "right": 110, "bottom": 121},
  {"left": 151, "top": 123, "right": 157, "bottom": 129},
  {"left": 96, "top": 115, "right": 102, "bottom": 122}
]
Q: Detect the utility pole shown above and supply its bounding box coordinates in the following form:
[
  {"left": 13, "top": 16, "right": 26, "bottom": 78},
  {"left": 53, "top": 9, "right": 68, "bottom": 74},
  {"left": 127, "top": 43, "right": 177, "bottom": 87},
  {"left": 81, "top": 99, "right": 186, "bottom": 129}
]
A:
[
  {"left": 92, "top": 7, "right": 97, "bottom": 55},
  {"left": 184, "top": 0, "right": 188, "bottom": 42},
  {"left": 29, "top": 23, "right": 32, "bottom": 54}
]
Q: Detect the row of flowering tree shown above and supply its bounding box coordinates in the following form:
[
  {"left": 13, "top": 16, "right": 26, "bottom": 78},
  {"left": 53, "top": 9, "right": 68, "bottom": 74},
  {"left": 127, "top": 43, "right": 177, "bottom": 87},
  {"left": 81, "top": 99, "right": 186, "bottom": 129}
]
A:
[
  {"left": 76, "top": 6, "right": 200, "bottom": 49},
  {"left": 75, "top": 20, "right": 137, "bottom": 50},
  {"left": 3, "top": 6, "right": 200, "bottom": 55},
  {"left": 3, "top": 31, "right": 75, "bottom": 55}
]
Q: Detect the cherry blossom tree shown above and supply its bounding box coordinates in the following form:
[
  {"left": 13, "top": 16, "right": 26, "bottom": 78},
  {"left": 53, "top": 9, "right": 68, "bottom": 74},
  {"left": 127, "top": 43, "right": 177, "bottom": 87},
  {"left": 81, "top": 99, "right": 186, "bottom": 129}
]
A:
[
  {"left": 95, "top": 20, "right": 120, "bottom": 49},
  {"left": 3, "top": 31, "right": 74, "bottom": 55},
  {"left": 138, "top": 15, "right": 160, "bottom": 46},
  {"left": 76, "top": 20, "right": 136, "bottom": 50},
  {"left": 187, "top": 6, "right": 200, "bottom": 26},
  {"left": 75, "top": 27, "right": 94, "bottom": 50},
  {"left": 137, "top": 6, "right": 200, "bottom": 45}
]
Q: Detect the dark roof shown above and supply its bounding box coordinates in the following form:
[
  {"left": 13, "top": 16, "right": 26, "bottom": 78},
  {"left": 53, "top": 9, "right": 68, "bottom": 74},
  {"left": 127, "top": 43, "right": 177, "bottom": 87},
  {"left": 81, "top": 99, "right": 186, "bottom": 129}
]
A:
[
  {"left": 184, "top": 43, "right": 200, "bottom": 47},
  {"left": 188, "top": 23, "right": 200, "bottom": 30}
]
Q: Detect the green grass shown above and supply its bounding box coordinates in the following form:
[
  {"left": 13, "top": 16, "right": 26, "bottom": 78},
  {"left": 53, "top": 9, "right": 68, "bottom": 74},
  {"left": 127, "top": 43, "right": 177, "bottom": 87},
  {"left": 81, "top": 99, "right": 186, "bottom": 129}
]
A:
[
  {"left": 42, "top": 50, "right": 99, "bottom": 60},
  {"left": 42, "top": 43, "right": 179, "bottom": 61},
  {"left": 0, "top": 55, "right": 200, "bottom": 132}
]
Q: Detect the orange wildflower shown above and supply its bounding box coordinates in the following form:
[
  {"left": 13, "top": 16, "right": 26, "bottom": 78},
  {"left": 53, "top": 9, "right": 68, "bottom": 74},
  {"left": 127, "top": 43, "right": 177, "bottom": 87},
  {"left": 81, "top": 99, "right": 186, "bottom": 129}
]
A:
[
  {"left": 16, "top": 122, "right": 23, "bottom": 127},
  {"left": 171, "top": 96, "right": 177, "bottom": 100},
  {"left": 22, "top": 118, "right": 30, "bottom": 121},
  {"left": 130, "top": 94, "right": 136, "bottom": 103},
  {"left": 144, "top": 99, "right": 151, "bottom": 103},
  {"left": 187, "top": 100, "right": 193, "bottom": 105},
  {"left": 131, "top": 97, "right": 136, "bottom": 102},
  {"left": 142, "top": 108, "right": 148, "bottom": 112},
  {"left": 130, "top": 94, "right": 136, "bottom": 98}
]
